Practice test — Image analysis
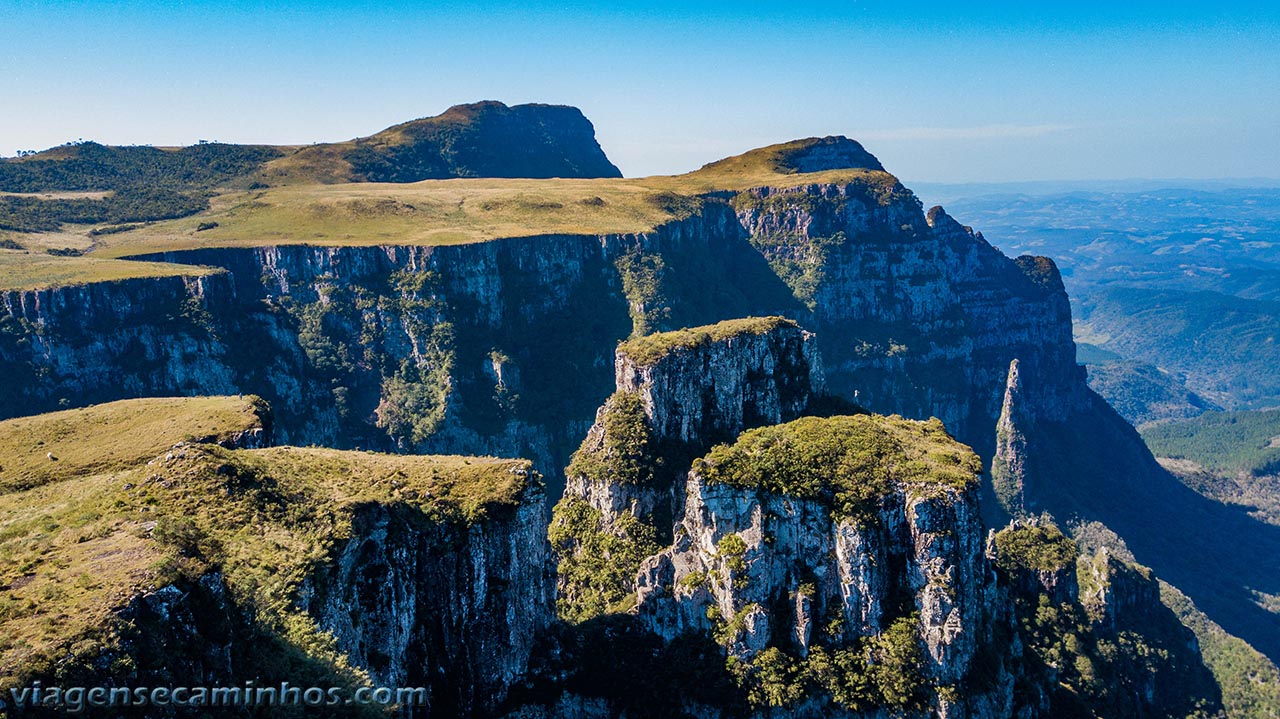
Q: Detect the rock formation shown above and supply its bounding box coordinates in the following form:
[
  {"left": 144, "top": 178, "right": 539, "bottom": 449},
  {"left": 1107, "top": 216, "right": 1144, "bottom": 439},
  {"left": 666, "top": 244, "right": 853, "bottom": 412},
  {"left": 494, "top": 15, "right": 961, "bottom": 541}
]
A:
[
  {"left": 550, "top": 317, "right": 830, "bottom": 621},
  {"left": 990, "top": 360, "right": 1030, "bottom": 517}
]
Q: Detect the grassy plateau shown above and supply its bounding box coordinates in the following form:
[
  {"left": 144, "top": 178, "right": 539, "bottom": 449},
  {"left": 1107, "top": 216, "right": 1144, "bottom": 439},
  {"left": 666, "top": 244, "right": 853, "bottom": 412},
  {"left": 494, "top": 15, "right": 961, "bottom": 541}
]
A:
[{"left": 0, "top": 396, "right": 532, "bottom": 687}]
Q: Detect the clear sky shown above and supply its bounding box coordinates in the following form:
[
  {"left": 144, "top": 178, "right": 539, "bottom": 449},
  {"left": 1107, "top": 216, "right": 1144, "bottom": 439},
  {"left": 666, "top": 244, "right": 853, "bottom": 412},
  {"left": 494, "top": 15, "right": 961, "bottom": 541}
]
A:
[{"left": 2, "top": 0, "right": 1277, "bottom": 182}]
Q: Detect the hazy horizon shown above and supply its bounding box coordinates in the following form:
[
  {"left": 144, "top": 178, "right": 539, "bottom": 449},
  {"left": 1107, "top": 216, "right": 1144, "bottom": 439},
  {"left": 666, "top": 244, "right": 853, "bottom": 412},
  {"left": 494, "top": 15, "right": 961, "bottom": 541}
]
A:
[{"left": 2, "top": 0, "right": 1277, "bottom": 183}]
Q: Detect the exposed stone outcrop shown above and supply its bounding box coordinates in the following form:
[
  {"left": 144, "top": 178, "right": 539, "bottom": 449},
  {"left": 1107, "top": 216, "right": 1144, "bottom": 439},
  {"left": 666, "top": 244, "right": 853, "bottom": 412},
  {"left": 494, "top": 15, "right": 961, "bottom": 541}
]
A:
[
  {"left": 292, "top": 101, "right": 623, "bottom": 183},
  {"left": 0, "top": 273, "right": 239, "bottom": 415},
  {"left": 0, "top": 401, "right": 552, "bottom": 718},
  {"left": 774, "top": 136, "right": 886, "bottom": 173},
  {"left": 0, "top": 182, "right": 1086, "bottom": 519},
  {"left": 986, "top": 521, "right": 1222, "bottom": 719},
  {"left": 614, "top": 317, "right": 826, "bottom": 446},
  {"left": 738, "top": 193, "right": 1087, "bottom": 451},
  {"left": 550, "top": 318, "right": 829, "bottom": 621},
  {"left": 988, "top": 520, "right": 1079, "bottom": 606},
  {"left": 3, "top": 131, "right": 1273, "bottom": 689},
  {"left": 629, "top": 414, "right": 1010, "bottom": 718},
  {"left": 305, "top": 482, "right": 553, "bottom": 715},
  {"left": 990, "top": 360, "right": 1030, "bottom": 517},
  {"left": 82, "top": 490, "right": 552, "bottom": 718}
]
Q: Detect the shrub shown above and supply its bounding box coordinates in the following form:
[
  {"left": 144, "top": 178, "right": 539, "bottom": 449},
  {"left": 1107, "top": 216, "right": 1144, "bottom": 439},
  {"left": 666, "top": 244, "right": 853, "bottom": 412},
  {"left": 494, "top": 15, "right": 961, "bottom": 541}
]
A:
[
  {"left": 993, "top": 522, "right": 1078, "bottom": 573},
  {"left": 695, "top": 415, "right": 980, "bottom": 522},
  {"left": 565, "top": 392, "right": 659, "bottom": 486},
  {"left": 548, "top": 498, "right": 661, "bottom": 623}
]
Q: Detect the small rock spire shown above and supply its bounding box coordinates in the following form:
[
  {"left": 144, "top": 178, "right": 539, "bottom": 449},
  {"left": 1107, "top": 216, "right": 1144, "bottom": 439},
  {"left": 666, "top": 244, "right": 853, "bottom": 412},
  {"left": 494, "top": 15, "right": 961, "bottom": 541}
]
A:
[{"left": 992, "top": 359, "right": 1030, "bottom": 517}]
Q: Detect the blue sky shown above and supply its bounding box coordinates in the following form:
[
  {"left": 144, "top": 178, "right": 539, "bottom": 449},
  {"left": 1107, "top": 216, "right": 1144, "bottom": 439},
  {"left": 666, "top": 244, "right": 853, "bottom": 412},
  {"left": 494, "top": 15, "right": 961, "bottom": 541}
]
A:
[{"left": 1, "top": 0, "right": 1277, "bottom": 182}]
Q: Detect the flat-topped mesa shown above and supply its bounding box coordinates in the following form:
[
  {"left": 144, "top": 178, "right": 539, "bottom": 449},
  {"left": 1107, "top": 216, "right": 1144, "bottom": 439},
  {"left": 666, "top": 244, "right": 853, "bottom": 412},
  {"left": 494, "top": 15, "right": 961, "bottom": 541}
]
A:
[
  {"left": 551, "top": 317, "right": 833, "bottom": 622},
  {"left": 614, "top": 316, "right": 827, "bottom": 445},
  {"left": 634, "top": 414, "right": 999, "bottom": 715}
]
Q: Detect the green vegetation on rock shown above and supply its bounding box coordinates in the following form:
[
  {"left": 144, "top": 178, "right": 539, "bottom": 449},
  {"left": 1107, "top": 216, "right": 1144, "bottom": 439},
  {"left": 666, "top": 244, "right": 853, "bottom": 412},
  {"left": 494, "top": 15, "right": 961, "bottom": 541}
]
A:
[
  {"left": 695, "top": 414, "right": 981, "bottom": 522},
  {"left": 994, "top": 519, "right": 1225, "bottom": 717},
  {"left": 548, "top": 498, "right": 661, "bottom": 623},
  {"left": 744, "top": 229, "right": 846, "bottom": 311},
  {"left": 1161, "top": 581, "right": 1280, "bottom": 719},
  {"left": 617, "top": 316, "right": 798, "bottom": 366},
  {"left": 564, "top": 391, "right": 659, "bottom": 487},
  {"left": 0, "top": 398, "right": 532, "bottom": 692},
  {"left": 725, "top": 615, "right": 926, "bottom": 712},
  {"left": 614, "top": 249, "right": 671, "bottom": 337},
  {"left": 993, "top": 523, "right": 1077, "bottom": 573}
]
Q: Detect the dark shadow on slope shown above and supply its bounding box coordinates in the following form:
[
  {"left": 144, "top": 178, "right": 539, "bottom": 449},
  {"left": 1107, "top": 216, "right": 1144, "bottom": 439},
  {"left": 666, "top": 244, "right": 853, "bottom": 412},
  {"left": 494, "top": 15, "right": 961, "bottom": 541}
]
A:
[
  {"left": 620, "top": 200, "right": 808, "bottom": 336},
  {"left": 1030, "top": 391, "right": 1280, "bottom": 662},
  {"left": 503, "top": 614, "right": 744, "bottom": 719}
]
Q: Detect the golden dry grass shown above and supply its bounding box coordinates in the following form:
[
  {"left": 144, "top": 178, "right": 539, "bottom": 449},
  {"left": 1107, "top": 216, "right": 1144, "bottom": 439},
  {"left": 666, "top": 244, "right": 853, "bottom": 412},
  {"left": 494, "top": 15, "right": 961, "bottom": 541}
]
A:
[
  {"left": 0, "top": 249, "right": 218, "bottom": 291},
  {"left": 4, "top": 137, "right": 899, "bottom": 286},
  {"left": 0, "top": 396, "right": 265, "bottom": 494},
  {"left": 89, "top": 165, "right": 893, "bottom": 258}
]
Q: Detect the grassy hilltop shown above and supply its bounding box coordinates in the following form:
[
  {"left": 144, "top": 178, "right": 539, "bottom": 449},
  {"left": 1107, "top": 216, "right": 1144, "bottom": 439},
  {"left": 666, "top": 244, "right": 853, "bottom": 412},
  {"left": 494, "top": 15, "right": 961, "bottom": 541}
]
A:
[
  {"left": 90, "top": 141, "right": 894, "bottom": 258},
  {"left": 0, "top": 115, "right": 899, "bottom": 288}
]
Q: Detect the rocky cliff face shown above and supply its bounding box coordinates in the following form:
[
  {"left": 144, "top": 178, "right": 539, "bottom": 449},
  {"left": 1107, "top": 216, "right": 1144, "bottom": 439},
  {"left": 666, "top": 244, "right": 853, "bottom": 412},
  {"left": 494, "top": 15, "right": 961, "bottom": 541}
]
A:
[
  {"left": 2, "top": 236, "right": 631, "bottom": 498},
  {"left": 0, "top": 205, "right": 795, "bottom": 502},
  {"left": 614, "top": 318, "right": 825, "bottom": 446},
  {"left": 0, "top": 273, "right": 238, "bottom": 414},
  {"left": 990, "top": 360, "right": 1030, "bottom": 517},
  {"left": 303, "top": 485, "right": 553, "bottom": 715},
  {"left": 626, "top": 414, "right": 1010, "bottom": 719},
  {"left": 4, "top": 133, "right": 1272, "bottom": 689},
  {"left": 550, "top": 319, "right": 829, "bottom": 621},
  {"left": 736, "top": 189, "right": 1086, "bottom": 454},
  {"left": 38, "top": 494, "right": 551, "bottom": 717},
  {"left": 0, "top": 402, "right": 552, "bottom": 718},
  {"left": 0, "top": 178, "right": 1082, "bottom": 515},
  {"left": 989, "top": 522, "right": 1223, "bottom": 718}
]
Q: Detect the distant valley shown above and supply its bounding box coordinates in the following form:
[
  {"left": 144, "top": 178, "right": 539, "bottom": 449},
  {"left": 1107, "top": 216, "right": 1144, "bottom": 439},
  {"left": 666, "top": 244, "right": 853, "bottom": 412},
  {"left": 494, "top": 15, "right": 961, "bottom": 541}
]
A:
[{"left": 928, "top": 184, "right": 1280, "bottom": 415}]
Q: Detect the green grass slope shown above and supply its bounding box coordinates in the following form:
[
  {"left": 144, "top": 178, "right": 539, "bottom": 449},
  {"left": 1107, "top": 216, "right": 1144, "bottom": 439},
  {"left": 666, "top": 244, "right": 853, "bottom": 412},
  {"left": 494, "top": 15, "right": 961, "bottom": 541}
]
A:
[
  {"left": 0, "top": 249, "right": 219, "bottom": 291},
  {"left": 0, "top": 396, "right": 266, "bottom": 494},
  {"left": 89, "top": 145, "right": 898, "bottom": 258},
  {"left": 0, "top": 133, "right": 901, "bottom": 291},
  {"left": 0, "top": 397, "right": 532, "bottom": 690}
]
